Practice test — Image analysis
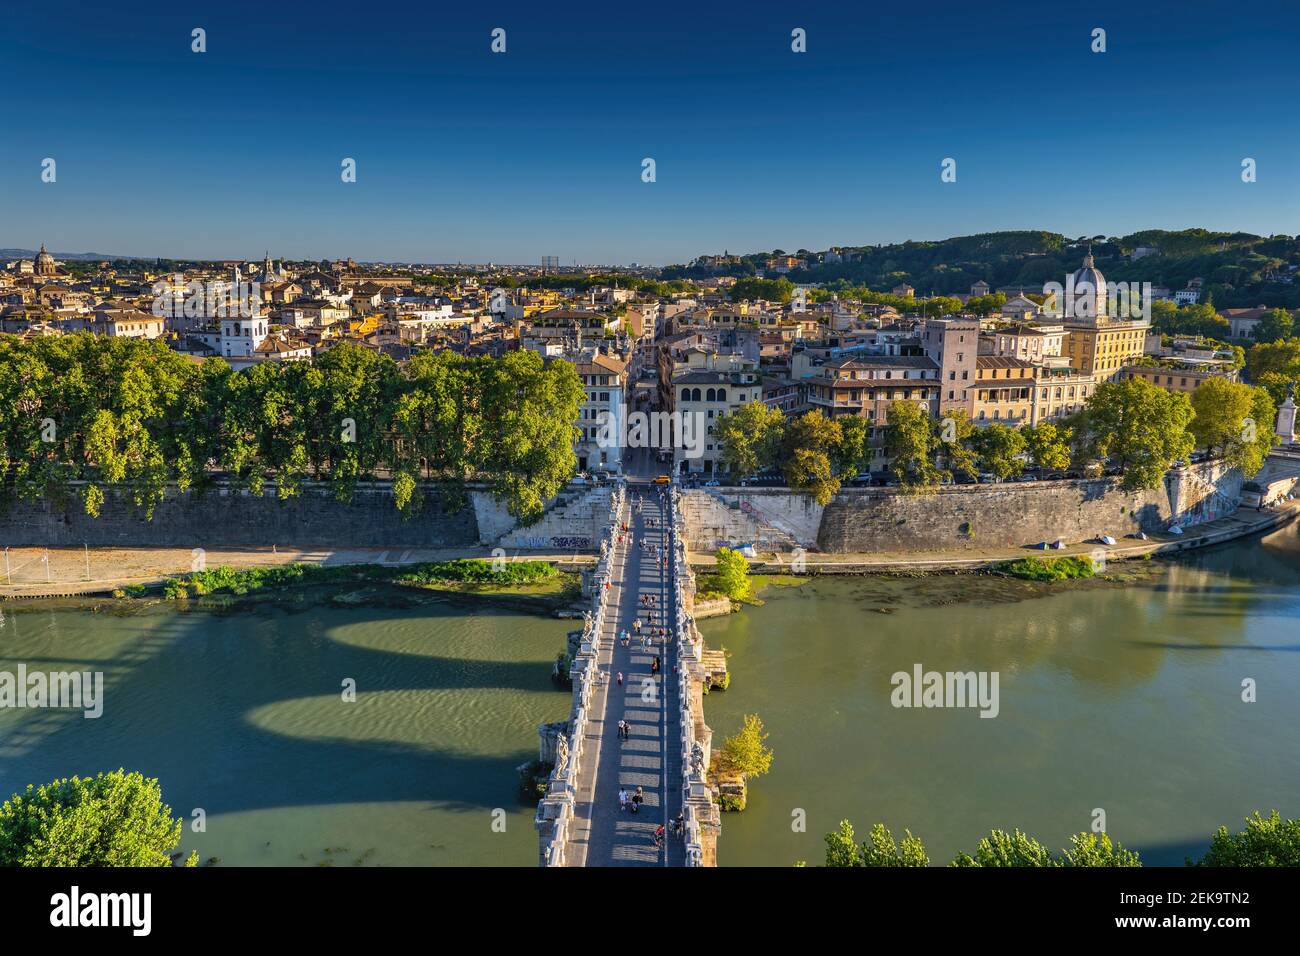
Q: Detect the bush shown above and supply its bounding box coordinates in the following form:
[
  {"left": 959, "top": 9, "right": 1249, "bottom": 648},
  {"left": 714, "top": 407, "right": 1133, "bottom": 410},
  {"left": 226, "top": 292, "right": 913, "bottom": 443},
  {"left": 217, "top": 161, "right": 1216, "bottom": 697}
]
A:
[
  {"left": 1193, "top": 810, "right": 1300, "bottom": 866},
  {"left": 1000, "top": 556, "right": 1096, "bottom": 582},
  {"left": 712, "top": 547, "right": 751, "bottom": 600},
  {"left": 718, "top": 713, "right": 773, "bottom": 779},
  {"left": 0, "top": 770, "right": 195, "bottom": 867},
  {"left": 397, "top": 559, "right": 556, "bottom": 586}
]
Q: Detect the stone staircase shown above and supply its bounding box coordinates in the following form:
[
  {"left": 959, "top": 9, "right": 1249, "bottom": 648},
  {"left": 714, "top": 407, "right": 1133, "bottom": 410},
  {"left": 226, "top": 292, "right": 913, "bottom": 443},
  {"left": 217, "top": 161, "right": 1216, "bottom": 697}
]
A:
[
  {"left": 679, "top": 489, "right": 799, "bottom": 553},
  {"left": 495, "top": 485, "right": 613, "bottom": 551}
]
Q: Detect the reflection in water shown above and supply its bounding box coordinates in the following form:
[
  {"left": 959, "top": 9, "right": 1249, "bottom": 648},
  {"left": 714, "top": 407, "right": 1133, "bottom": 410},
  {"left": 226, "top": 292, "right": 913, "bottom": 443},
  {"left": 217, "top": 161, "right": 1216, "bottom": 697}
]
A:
[
  {"left": 0, "top": 601, "right": 570, "bottom": 866},
  {"left": 702, "top": 522, "right": 1300, "bottom": 866}
]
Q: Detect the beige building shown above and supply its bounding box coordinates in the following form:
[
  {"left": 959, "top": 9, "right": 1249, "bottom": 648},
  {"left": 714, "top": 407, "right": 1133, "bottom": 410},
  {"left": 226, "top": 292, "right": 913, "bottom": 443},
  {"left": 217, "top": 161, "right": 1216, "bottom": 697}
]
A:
[
  {"left": 574, "top": 352, "right": 629, "bottom": 474},
  {"left": 671, "top": 355, "right": 763, "bottom": 476},
  {"left": 990, "top": 324, "right": 1063, "bottom": 363},
  {"left": 1121, "top": 363, "right": 1239, "bottom": 395},
  {"left": 1065, "top": 320, "right": 1149, "bottom": 381},
  {"left": 922, "top": 317, "right": 980, "bottom": 416}
]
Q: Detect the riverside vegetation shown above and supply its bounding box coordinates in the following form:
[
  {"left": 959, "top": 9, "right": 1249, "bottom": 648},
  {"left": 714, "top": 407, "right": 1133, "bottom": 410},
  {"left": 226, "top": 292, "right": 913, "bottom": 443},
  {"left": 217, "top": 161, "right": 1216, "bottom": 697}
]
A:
[
  {"left": 115, "top": 558, "right": 574, "bottom": 607},
  {"left": 0, "top": 334, "right": 582, "bottom": 525},
  {"left": 715, "top": 375, "right": 1276, "bottom": 503},
  {"left": 815, "top": 810, "right": 1300, "bottom": 867}
]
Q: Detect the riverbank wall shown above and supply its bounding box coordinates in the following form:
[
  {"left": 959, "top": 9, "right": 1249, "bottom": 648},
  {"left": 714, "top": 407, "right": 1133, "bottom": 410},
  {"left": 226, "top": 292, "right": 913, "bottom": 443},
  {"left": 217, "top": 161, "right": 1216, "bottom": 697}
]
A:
[
  {"left": 683, "top": 458, "right": 1300, "bottom": 554},
  {"left": 0, "top": 481, "right": 611, "bottom": 551}
]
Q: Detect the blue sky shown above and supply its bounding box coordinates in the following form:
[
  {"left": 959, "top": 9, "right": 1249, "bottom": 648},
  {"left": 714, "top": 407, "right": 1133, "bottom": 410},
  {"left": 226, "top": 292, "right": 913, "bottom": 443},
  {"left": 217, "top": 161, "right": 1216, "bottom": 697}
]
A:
[{"left": 3, "top": 0, "right": 1299, "bottom": 264}]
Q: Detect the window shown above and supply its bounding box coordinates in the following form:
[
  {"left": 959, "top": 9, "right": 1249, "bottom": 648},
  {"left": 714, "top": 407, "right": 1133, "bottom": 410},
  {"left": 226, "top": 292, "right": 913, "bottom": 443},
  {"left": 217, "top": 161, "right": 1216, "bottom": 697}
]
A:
[{"left": 718, "top": 388, "right": 727, "bottom": 402}]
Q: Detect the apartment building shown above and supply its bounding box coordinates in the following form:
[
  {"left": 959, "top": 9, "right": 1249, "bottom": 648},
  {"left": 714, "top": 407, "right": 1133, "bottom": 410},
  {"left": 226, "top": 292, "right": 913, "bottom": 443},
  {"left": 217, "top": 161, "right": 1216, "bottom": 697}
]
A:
[
  {"left": 922, "top": 317, "right": 980, "bottom": 416},
  {"left": 671, "top": 354, "right": 763, "bottom": 476},
  {"left": 574, "top": 351, "right": 629, "bottom": 473}
]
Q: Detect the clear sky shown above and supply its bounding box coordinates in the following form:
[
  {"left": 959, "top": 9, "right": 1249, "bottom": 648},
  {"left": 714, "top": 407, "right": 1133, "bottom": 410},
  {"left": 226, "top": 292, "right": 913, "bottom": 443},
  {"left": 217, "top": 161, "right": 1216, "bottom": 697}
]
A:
[{"left": 3, "top": 0, "right": 1299, "bottom": 265}]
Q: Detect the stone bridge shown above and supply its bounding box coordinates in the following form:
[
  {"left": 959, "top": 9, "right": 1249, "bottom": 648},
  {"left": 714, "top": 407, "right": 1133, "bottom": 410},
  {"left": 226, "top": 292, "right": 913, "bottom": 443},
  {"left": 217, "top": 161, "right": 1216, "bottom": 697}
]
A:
[{"left": 534, "top": 484, "right": 722, "bottom": 866}]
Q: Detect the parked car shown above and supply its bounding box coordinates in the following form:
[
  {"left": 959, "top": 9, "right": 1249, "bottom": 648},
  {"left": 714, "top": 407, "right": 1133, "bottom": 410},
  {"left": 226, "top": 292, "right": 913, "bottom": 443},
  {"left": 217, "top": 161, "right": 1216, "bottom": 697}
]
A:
[{"left": 704, "top": 479, "right": 721, "bottom": 487}]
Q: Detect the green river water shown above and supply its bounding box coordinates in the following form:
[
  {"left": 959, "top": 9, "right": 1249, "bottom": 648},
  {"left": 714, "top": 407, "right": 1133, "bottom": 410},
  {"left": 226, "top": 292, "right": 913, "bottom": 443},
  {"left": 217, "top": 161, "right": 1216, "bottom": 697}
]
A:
[{"left": 2, "top": 522, "right": 1299, "bottom": 866}]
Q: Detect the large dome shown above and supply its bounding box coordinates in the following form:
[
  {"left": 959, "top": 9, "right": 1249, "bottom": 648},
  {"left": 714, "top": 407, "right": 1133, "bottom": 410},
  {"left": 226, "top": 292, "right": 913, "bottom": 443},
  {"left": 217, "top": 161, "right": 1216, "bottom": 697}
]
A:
[
  {"left": 1070, "top": 250, "right": 1108, "bottom": 319},
  {"left": 34, "top": 243, "right": 57, "bottom": 276}
]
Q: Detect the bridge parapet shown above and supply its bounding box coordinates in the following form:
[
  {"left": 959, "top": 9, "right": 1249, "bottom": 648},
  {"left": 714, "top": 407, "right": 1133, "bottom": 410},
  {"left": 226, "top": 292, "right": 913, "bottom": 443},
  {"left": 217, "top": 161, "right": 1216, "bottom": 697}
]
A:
[
  {"left": 669, "top": 487, "right": 721, "bottom": 866},
  {"left": 535, "top": 484, "right": 627, "bottom": 866}
]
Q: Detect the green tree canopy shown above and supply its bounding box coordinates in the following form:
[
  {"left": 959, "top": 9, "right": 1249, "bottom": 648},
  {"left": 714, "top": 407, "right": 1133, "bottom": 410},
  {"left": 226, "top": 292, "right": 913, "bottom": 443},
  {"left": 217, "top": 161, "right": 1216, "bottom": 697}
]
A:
[
  {"left": 0, "top": 770, "right": 194, "bottom": 867},
  {"left": 970, "top": 422, "right": 1026, "bottom": 481},
  {"left": 1022, "top": 421, "right": 1073, "bottom": 472},
  {"left": 1194, "top": 810, "right": 1300, "bottom": 867},
  {"left": 884, "top": 400, "right": 945, "bottom": 492},
  {"left": 1083, "top": 378, "right": 1195, "bottom": 490},
  {"left": 712, "top": 546, "right": 751, "bottom": 600},
  {"left": 718, "top": 714, "right": 774, "bottom": 779},
  {"left": 824, "top": 820, "right": 929, "bottom": 867},
  {"left": 1252, "top": 309, "right": 1295, "bottom": 344},
  {"left": 781, "top": 410, "right": 843, "bottom": 504},
  {"left": 1189, "top": 377, "right": 1275, "bottom": 477},
  {"left": 714, "top": 401, "right": 786, "bottom": 478}
]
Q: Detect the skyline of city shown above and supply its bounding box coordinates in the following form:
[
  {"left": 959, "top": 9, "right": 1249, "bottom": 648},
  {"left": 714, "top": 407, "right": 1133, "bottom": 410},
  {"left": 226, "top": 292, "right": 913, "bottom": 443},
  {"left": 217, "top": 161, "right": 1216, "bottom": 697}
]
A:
[{"left": 6, "top": 0, "right": 1300, "bottom": 264}]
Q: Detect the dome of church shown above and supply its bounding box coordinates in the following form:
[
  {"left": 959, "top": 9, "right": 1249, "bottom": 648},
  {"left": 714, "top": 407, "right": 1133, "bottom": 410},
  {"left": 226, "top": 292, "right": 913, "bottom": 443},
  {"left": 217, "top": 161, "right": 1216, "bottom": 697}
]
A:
[
  {"left": 1070, "top": 249, "right": 1108, "bottom": 319},
  {"left": 1072, "top": 254, "right": 1104, "bottom": 291},
  {"left": 35, "top": 243, "right": 57, "bottom": 275}
]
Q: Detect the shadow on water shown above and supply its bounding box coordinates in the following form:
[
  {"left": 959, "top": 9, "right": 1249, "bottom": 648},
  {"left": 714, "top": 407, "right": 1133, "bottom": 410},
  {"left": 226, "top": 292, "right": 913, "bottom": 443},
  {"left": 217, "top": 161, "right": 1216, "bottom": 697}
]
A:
[{"left": 0, "top": 600, "right": 569, "bottom": 819}]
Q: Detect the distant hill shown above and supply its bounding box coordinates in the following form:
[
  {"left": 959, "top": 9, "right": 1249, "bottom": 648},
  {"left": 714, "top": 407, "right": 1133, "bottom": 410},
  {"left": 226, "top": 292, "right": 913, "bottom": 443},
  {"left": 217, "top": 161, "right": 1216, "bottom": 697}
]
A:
[
  {"left": 0, "top": 248, "right": 137, "bottom": 262},
  {"left": 665, "top": 229, "right": 1300, "bottom": 310}
]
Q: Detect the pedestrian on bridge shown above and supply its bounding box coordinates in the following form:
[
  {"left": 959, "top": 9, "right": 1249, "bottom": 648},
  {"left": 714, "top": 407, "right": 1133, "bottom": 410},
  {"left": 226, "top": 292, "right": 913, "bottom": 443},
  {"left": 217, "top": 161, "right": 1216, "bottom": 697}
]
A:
[
  {"left": 616, "top": 671, "right": 623, "bottom": 687},
  {"left": 619, "top": 788, "right": 628, "bottom": 812}
]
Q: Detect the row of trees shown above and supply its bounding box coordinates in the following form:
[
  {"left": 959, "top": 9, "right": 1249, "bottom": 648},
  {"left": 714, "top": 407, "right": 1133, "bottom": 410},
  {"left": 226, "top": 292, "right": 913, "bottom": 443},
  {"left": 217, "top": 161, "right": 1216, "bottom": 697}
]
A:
[
  {"left": 0, "top": 333, "right": 583, "bottom": 523},
  {"left": 819, "top": 810, "right": 1300, "bottom": 867},
  {"left": 715, "top": 376, "right": 1276, "bottom": 502}
]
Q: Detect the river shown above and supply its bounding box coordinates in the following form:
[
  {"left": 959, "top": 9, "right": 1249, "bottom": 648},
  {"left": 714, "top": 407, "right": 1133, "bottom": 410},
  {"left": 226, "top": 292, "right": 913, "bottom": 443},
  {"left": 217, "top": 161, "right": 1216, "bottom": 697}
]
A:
[
  {"left": 0, "top": 597, "right": 570, "bottom": 866},
  {"left": 701, "top": 521, "right": 1300, "bottom": 866},
  {"left": 2, "top": 525, "right": 1298, "bottom": 866}
]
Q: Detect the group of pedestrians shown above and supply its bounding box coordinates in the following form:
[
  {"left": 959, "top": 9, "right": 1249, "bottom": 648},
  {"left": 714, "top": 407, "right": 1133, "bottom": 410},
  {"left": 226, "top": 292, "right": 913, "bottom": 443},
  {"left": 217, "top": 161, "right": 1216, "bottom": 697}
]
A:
[
  {"left": 618, "top": 786, "right": 644, "bottom": 813},
  {"left": 616, "top": 718, "right": 631, "bottom": 740}
]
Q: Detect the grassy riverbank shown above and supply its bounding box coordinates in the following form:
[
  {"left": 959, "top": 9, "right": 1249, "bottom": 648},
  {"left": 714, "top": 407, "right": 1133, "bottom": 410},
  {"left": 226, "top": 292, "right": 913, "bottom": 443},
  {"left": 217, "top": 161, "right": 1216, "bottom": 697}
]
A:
[{"left": 105, "top": 559, "right": 581, "bottom": 615}]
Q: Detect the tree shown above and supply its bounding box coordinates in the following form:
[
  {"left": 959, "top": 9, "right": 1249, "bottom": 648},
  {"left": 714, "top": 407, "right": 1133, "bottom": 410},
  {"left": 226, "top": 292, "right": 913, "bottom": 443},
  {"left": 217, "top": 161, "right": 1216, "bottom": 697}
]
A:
[
  {"left": 1246, "top": 337, "right": 1300, "bottom": 383},
  {"left": 1190, "top": 378, "right": 1275, "bottom": 477},
  {"left": 1084, "top": 378, "right": 1195, "bottom": 491},
  {"left": 952, "top": 829, "right": 1056, "bottom": 867},
  {"left": 1194, "top": 810, "right": 1300, "bottom": 866},
  {"left": 1255, "top": 371, "right": 1294, "bottom": 408},
  {"left": 969, "top": 422, "right": 1026, "bottom": 481},
  {"left": 1252, "top": 309, "right": 1295, "bottom": 344},
  {"left": 477, "top": 350, "right": 583, "bottom": 524},
  {"left": 824, "top": 820, "right": 929, "bottom": 867},
  {"left": 714, "top": 401, "right": 786, "bottom": 478},
  {"left": 713, "top": 546, "right": 751, "bottom": 600},
  {"left": 0, "top": 770, "right": 195, "bottom": 867},
  {"left": 718, "top": 714, "right": 774, "bottom": 779},
  {"left": 833, "top": 415, "right": 871, "bottom": 478},
  {"left": 781, "top": 410, "right": 843, "bottom": 504},
  {"left": 1060, "top": 832, "right": 1141, "bottom": 867},
  {"left": 934, "top": 409, "right": 979, "bottom": 481},
  {"left": 1022, "top": 421, "right": 1072, "bottom": 472},
  {"left": 884, "top": 400, "right": 944, "bottom": 492}
]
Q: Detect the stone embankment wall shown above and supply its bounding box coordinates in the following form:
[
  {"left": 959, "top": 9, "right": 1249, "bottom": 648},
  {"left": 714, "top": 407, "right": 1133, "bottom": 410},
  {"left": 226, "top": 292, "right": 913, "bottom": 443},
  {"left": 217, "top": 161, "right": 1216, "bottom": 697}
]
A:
[
  {"left": 686, "top": 460, "right": 1263, "bottom": 554},
  {"left": 0, "top": 481, "right": 611, "bottom": 550}
]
